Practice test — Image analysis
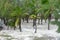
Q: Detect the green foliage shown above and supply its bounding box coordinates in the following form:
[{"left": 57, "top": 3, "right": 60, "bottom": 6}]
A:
[
  {"left": 51, "top": 21, "right": 57, "bottom": 25},
  {"left": 30, "top": 14, "right": 37, "bottom": 19},
  {"left": 7, "top": 19, "right": 15, "bottom": 27},
  {"left": 53, "top": 11, "right": 60, "bottom": 19},
  {"left": 44, "top": 9, "right": 50, "bottom": 19},
  {"left": 0, "top": 0, "right": 60, "bottom": 31},
  {"left": 41, "top": 0, "right": 49, "bottom": 4}
]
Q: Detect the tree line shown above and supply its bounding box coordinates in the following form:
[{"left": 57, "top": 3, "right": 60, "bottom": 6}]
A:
[{"left": 0, "top": 0, "right": 60, "bottom": 33}]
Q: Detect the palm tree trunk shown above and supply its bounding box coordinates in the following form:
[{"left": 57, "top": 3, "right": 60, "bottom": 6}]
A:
[
  {"left": 33, "top": 18, "right": 37, "bottom": 33},
  {"left": 26, "top": 15, "right": 29, "bottom": 23},
  {"left": 26, "top": 18, "right": 29, "bottom": 23},
  {"left": 48, "top": 13, "right": 51, "bottom": 30},
  {"left": 19, "top": 17, "right": 22, "bottom": 32},
  {"left": 48, "top": 19, "right": 50, "bottom": 30}
]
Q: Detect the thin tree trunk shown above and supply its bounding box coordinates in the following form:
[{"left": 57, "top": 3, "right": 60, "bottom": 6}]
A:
[
  {"left": 48, "top": 19, "right": 50, "bottom": 30},
  {"left": 34, "top": 25, "right": 37, "bottom": 33},
  {"left": 26, "top": 15, "right": 29, "bottom": 23},
  {"left": 33, "top": 18, "right": 37, "bottom": 33},
  {"left": 26, "top": 18, "right": 29, "bottom": 23},
  {"left": 19, "top": 18, "right": 22, "bottom": 32},
  {"left": 4, "top": 18, "right": 6, "bottom": 25},
  {"left": 48, "top": 13, "right": 51, "bottom": 30}
]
